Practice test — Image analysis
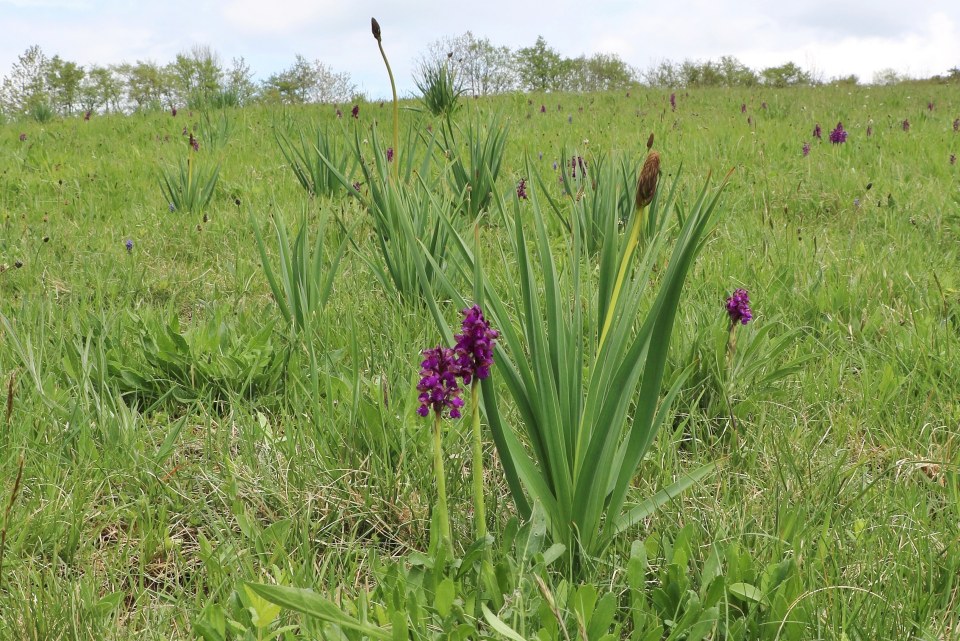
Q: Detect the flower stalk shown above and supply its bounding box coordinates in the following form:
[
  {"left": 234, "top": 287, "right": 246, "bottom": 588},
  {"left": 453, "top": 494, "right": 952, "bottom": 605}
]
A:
[{"left": 371, "top": 18, "right": 399, "bottom": 181}]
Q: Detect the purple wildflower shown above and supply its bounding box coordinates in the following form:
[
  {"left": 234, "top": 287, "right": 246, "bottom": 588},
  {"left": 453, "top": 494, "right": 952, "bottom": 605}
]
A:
[
  {"left": 351, "top": 104, "right": 359, "bottom": 118},
  {"left": 540, "top": 104, "right": 546, "bottom": 113},
  {"left": 18, "top": 133, "right": 26, "bottom": 142},
  {"left": 125, "top": 239, "right": 134, "bottom": 252},
  {"left": 953, "top": 118, "right": 959, "bottom": 132},
  {"left": 353, "top": 181, "right": 361, "bottom": 192},
  {"left": 577, "top": 156, "right": 586, "bottom": 177},
  {"left": 853, "top": 198, "right": 861, "bottom": 209},
  {"left": 740, "top": 103, "right": 747, "bottom": 114},
  {"left": 454, "top": 306, "right": 499, "bottom": 385},
  {"left": 726, "top": 288, "right": 753, "bottom": 326},
  {"left": 927, "top": 101, "right": 934, "bottom": 111},
  {"left": 748, "top": 116, "right": 752, "bottom": 126},
  {"left": 568, "top": 115, "right": 572, "bottom": 124},
  {"left": 902, "top": 118, "right": 910, "bottom": 132},
  {"left": 538, "top": 151, "right": 543, "bottom": 160},
  {"left": 336, "top": 108, "right": 342, "bottom": 118},
  {"left": 670, "top": 92, "right": 676, "bottom": 111},
  {"left": 386, "top": 147, "right": 394, "bottom": 162},
  {"left": 802, "top": 142, "right": 811, "bottom": 156},
  {"left": 866, "top": 125, "right": 873, "bottom": 137},
  {"left": 84, "top": 110, "right": 91, "bottom": 121},
  {"left": 169, "top": 203, "right": 175, "bottom": 212},
  {"left": 761, "top": 101, "right": 767, "bottom": 110},
  {"left": 951, "top": 154, "right": 957, "bottom": 165},
  {"left": 829, "top": 122, "right": 847, "bottom": 144},
  {"left": 813, "top": 123, "right": 822, "bottom": 139},
  {"left": 417, "top": 346, "right": 464, "bottom": 418},
  {"left": 189, "top": 133, "right": 199, "bottom": 152},
  {"left": 552, "top": 161, "right": 558, "bottom": 171},
  {"left": 517, "top": 178, "right": 527, "bottom": 200},
  {"left": 171, "top": 107, "right": 177, "bottom": 117},
  {"left": 182, "top": 126, "right": 188, "bottom": 136}
]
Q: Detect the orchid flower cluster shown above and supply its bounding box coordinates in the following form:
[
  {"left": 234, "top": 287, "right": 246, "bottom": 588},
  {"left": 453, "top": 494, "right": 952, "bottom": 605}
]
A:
[{"left": 417, "top": 305, "right": 498, "bottom": 419}]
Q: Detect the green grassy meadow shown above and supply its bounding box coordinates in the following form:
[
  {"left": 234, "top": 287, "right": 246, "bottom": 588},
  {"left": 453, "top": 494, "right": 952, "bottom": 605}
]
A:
[{"left": 1, "top": 84, "right": 959, "bottom": 640}]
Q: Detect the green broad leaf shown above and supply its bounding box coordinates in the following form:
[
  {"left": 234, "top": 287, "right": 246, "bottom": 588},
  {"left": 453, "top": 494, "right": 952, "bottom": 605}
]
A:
[
  {"left": 627, "top": 540, "right": 648, "bottom": 591},
  {"left": 434, "top": 577, "right": 455, "bottom": 618},
  {"left": 482, "top": 604, "right": 529, "bottom": 641},
  {"left": 245, "top": 583, "right": 391, "bottom": 640},
  {"left": 728, "top": 582, "right": 768, "bottom": 606},
  {"left": 244, "top": 585, "right": 282, "bottom": 629},
  {"left": 541, "top": 542, "right": 567, "bottom": 566}
]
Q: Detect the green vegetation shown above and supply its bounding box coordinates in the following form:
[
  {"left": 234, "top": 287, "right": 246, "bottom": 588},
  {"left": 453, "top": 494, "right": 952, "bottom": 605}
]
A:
[{"left": 0, "top": 80, "right": 958, "bottom": 640}]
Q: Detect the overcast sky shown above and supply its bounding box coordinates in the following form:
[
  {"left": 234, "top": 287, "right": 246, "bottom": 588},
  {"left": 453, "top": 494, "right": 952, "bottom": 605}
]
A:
[{"left": 2, "top": 0, "right": 959, "bottom": 98}]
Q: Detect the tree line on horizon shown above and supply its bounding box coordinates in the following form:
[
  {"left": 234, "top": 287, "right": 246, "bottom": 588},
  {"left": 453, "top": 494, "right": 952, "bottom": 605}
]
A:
[{"left": 2, "top": 34, "right": 958, "bottom": 122}]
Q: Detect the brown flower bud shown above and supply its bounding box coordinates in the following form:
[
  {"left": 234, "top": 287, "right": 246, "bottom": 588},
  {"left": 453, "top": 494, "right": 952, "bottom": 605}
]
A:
[
  {"left": 371, "top": 17, "right": 381, "bottom": 42},
  {"left": 646, "top": 132, "right": 654, "bottom": 151},
  {"left": 635, "top": 151, "right": 661, "bottom": 210}
]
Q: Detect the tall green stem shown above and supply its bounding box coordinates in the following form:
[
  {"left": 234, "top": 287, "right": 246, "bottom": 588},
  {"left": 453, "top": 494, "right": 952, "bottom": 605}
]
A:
[
  {"left": 433, "top": 413, "right": 453, "bottom": 556},
  {"left": 376, "top": 40, "right": 400, "bottom": 182},
  {"left": 470, "top": 381, "right": 486, "bottom": 541}
]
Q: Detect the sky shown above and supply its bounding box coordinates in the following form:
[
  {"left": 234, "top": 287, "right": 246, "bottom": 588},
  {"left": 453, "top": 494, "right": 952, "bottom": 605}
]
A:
[{"left": 1, "top": 0, "right": 959, "bottom": 99}]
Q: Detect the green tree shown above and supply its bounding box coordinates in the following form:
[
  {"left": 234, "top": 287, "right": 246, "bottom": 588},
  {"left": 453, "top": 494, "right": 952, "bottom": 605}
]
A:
[
  {"left": 515, "top": 36, "right": 564, "bottom": 92},
  {"left": 168, "top": 45, "right": 223, "bottom": 108},
  {"left": 761, "top": 62, "right": 812, "bottom": 87},
  {"left": 0, "top": 44, "right": 51, "bottom": 116},
  {"left": 262, "top": 55, "right": 355, "bottom": 104},
  {"left": 119, "top": 60, "right": 171, "bottom": 110},
  {"left": 46, "top": 55, "right": 85, "bottom": 115}
]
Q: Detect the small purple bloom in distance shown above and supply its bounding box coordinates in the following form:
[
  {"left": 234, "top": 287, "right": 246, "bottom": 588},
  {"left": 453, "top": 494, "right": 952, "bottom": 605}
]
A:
[
  {"left": 516, "top": 178, "right": 527, "bottom": 200},
  {"left": 18, "top": 133, "right": 26, "bottom": 142},
  {"left": 902, "top": 118, "right": 910, "bottom": 132},
  {"left": 813, "top": 123, "right": 822, "bottom": 139},
  {"left": 748, "top": 116, "right": 752, "bottom": 126},
  {"left": 552, "top": 161, "right": 558, "bottom": 171},
  {"left": 853, "top": 198, "right": 861, "bottom": 209},
  {"left": 761, "top": 101, "right": 768, "bottom": 110},
  {"left": 951, "top": 154, "right": 957, "bottom": 165},
  {"left": 336, "top": 108, "right": 342, "bottom": 118},
  {"left": 866, "top": 124, "right": 873, "bottom": 137},
  {"left": 568, "top": 115, "right": 572, "bottom": 124},
  {"left": 953, "top": 118, "right": 959, "bottom": 132},
  {"left": 351, "top": 104, "right": 359, "bottom": 118},
  {"left": 829, "top": 122, "right": 847, "bottom": 144},
  {"left": 740, "top": 103, "right": 747, "bottom": 114},
  {"left": 417, "top": 346, "right": 464, "bottom": 418},
  {"left": 726, "top": 288, "right": 753, "bottom": 326},
  {"left": 577, "top": 156, "right": 586, "bottom": 177},
  {"left": 352, "top": 181, "right": 361, "bottom": 192},
  {"left": 125, "top": 239, "right": 134, "bottom": 252},
  {"left": 84, "top": 110, "right": 91, "bottom": 121},
  {"left": 802, "top": 142, "right": 810, "bottom": 156},
  {"left": 171, "top": 107, "right": 177, "bottom": 117},
  {"left": 538, "top": 151, "right": 543, "bottom": 160},
  {"left": 670, "top": 92, "right": 676, "bottom": 111},
  {"left": 540, "top": 104, "right": 546, "bottom": 113},
  {"left": 454, "top": 306, "right": 499, "bottom": 385},
  {"left": 386, "top": 147, "right": 394, "bottom": 162},
  {"left": 169, "top": 202, "right": 175, "bottom": 212},
  {"left": 927, "top": 101, "right": 934, "bottom": 111},
  {"left": 189, "top": 133, "right": 199, "bottom": 152}
]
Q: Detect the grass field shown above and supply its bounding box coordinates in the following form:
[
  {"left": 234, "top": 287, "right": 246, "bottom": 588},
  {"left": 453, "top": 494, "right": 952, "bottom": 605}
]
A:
[{"left": 0, "top": 84, "right": 958, "bottom": 640}]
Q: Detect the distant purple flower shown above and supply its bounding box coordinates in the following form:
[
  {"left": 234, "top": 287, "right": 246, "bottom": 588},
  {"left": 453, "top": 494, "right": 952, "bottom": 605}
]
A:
[
  {"left": 747, "top": 116, "right": 752, "bottom": 126},
  {"left": 18, "top": 133, "right": 26, "bottom": 142},
  {"left": 552, "top": 161, "right": 558, "bottom": 171},
  {"left": 577, "top": 156, "right": 586, "bottom": 177},
  {"left": 125, "top": 239, "right": 134, "bottom": 252},
  {"left": 182, "top": 126, "right": 188, "bottom": 136},
  {"left": 516, "top": 178, "right": 527, "bottom": 200},
  {"left": 538, "top": 151, "right": 543, "bottom": 160},
  {"left": 84, "top": 110, "right": 91, "bottom": 121},
  {"left": 351, "top": 104, "right": 359, "bottom": 118},
  {"left": 568, "top": 115, "right": 572, "bottom": 124},
  {"left": 829, "top": 122, "right": 847, "bottom": 144},
  {"left": 336, "top": 108, "right": 342, "bottom": 118},
  {"left": 740, "top": 103, "right": 747, "bottom": 114},
  {"left": 540, "top": 104, "right": 546, "bottom": 113},
  {"left": 454, "top": 305, "right": 499, "bottom": 385},
  {"left": 168, "top": 203, "right": 175, "bottom": 212},
  {"left": 951, "top": 154, "right": 957, "bottom": 165},
  {"left": 352, "top": 181, "right": 361, "bottom": 192},
  {"left": 802, "top": 142, "right": 810, "bottom": 156},
  {"left": 953, "top": 118, "right": 959, "bottom": 132},
  {"left": 761, "top": 101, "right": 767, "bottom": 110},
  {"left": 927, "top": 101, "right": 934, "bottom": 111},
  {"left": 853, "top": 198, "right": 861, "bottom": 209},
  {"left": 557, "top": 104, "right": 561, "bottom": 111},
  {"left": 813, "top": 123, "right": 822, "bottom": 139},
  {"left": 386, "top": 147, "right": 394, "bottom": 162},
  {"left": 670, "top": 92, "right": 676, "bottom": 111},
  {"left": 417, "top": 346, "right": 464, "bottom": 419},
  {"left": 726, "top": 288, "right": 753, "bottom": 326},
  {"left": 189, "top": 133, "right": 199, "bottom": 151},
  {"left": 866, "top": 125, "right": 873, "bottom": 137},
  {"left": 171, "top": 107, "right": 177, "bottom": 117},
  {"left": 571, "top": 156, "right": 577, "bottom": 178},
  {"left": 902, "top": 118, "right": 910, "bottom": 132}
]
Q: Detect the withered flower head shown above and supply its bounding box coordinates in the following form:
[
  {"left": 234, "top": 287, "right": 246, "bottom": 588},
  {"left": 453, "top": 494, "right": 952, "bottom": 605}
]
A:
[
  {"left": 646, "top": 132, "right": 655, "bottom": 151},
  {"left": 635, "top": 150, "right": 661, "bottom": 210},
  {"left": 371, "top": 17, "right": 381, "bottom": 42}
]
